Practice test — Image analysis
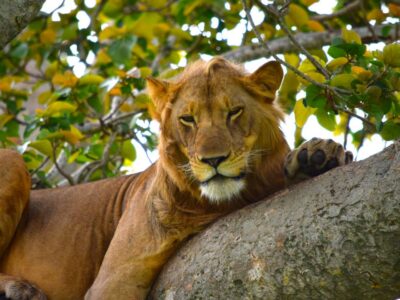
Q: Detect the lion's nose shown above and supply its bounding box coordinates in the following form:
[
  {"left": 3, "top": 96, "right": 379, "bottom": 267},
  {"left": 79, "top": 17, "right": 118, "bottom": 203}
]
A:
[{"left": 200, "top": 155, "right": 228, "bottom": 168}]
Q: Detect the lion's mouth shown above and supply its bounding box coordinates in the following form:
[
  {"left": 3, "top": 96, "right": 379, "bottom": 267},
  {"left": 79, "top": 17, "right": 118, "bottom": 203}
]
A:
[{"left": 200, "top": 173, "right": 246, "bottom": 185}]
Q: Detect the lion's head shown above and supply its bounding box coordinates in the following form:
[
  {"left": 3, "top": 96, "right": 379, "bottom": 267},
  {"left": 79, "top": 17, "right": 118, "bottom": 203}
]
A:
[{"left": 147, "top": 57, "right": 288, "bottom": 204}]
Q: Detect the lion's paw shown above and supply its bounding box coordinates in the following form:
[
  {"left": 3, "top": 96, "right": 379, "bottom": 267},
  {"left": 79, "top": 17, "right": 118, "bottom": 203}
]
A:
[
  {"left": 284, "top": 138, "right": 353, "bottom": 184},
  {"left": 0, "top": 277, "right": 46, "bottom": 300}
]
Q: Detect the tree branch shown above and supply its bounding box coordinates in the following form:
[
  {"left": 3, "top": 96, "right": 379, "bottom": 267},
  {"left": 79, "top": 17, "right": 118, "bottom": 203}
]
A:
[
  {"left": 0, "top": 0, "right": 46, "bottom": 48},
  {"left": 151, "top": 144, "right": 400, "bottom": 299},
  {"left": 223, "top": 24, "right": 399, "bottom": 63}
]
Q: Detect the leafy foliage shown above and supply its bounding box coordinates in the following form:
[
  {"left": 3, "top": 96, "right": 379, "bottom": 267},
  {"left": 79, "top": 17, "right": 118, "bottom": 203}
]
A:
[{"left": 0, "top": 0, "right": 399, "bottom": 187}]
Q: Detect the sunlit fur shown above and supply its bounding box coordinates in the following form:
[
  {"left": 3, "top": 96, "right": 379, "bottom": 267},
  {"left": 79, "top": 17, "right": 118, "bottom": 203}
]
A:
[
  {"left": 148, "top": 56, "right": 290, "bottom": 205},
  {"left": 0, "top": 57, "right": 290, "bottom": 300}
]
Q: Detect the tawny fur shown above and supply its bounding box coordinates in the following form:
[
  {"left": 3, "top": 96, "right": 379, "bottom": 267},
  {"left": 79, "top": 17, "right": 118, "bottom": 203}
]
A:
[{"left": 0, "top": 57, "right": 290, "bottom": 300}]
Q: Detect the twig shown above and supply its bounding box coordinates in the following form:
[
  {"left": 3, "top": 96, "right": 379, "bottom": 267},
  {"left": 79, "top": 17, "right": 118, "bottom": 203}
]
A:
[
  {"left": 344, "top": 115, "right": 351, "bottom": 149},
  {"left": 241, "top": 0, "right": 347, "bottom": 96},
  {"left": 256, "top": 1, "right": 330, "bottom": 78},
  {"left": 242, "top": 0, "right": 376, "bottom": 129},
  {"left": 101, "top": 132, "right": 117, "bottom": 177},
  {"left": 51, "top": 142, "right": 75, "bottom": 185}
]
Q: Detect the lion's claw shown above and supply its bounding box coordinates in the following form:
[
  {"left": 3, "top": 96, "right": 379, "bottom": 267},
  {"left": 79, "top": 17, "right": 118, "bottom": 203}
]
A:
[{"left": 284, "top": 138, "right": 353, "bottom": 184}]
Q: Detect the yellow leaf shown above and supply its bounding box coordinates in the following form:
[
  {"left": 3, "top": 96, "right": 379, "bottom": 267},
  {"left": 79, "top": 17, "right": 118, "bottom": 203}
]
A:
[
  {"left": 99, "top": 26, "right": 126, "bottom": 41},
  {"left": 29, "top": 140, "right": 53, "bottom": 157},
  {"left": 0, "top": 78, "right": 12, "bottom": 92},
  {"left": 388, "top": 4, "right": 400, "bottom": 17},
  {"left": 334, "top": 113, "right": 349, "bottom": 136},
  {"left": 294, "top": 99, "right": 316, "bottom": 128},
  {"left": 383, "top": 43, "right": 400, "bottom": 67},
  {"left": 367, "top": 8, "right": 386, "bottom": 22},
  {"left": 300, "top": 0, "right": 318, "bottom": 6},
  {"left": 307, "top": 20, "right": 324, "bottom": 32},
  {"left": 170, "top": 28, "right": 192, "bottom": 41},
  {"left": 45, "top": 61, "right": 59, "bottom": 78},
  {"left": 38, "top": 91, "right": 52, "bottom": 104},
  {"left": 129, "top": 13, "right": 162, "bottom": 41},
  {"left": 154, "top": 23, "right": 171, "bottom": 35},
  {"left": 52, "top": 71, "right": 78, "bottom": 87},
  {"left": 306, "top": 72, "right": 325, "bottom": 84},
  {"left": 298, "top": 56, "right": 326, "bottom": 73},
  {"left": 139, "top": 67, "right": 152, "bottom": 78},
  {"left": 278, "top": 70, "right": 299, "bottom": 112},
  {"left": 119, "top": 102, "right": 134, "bottom": 112},
  {"left": 331, "top": 74, "right": 356, "bottom": 89},
  {"left": 284, "top": 53, "right": 300, "bottom": 67},
  {"left": 342, "top": 29, "right": 361, "bottom": 44},
  {"left": 96, "top": 49, "right": 112, "bottom": 65},
  {"left": 134, "top": 93, "right": 151, "bottom": 109},
  {"left": 287, "top": 4, "right": 309, "bottom": 27},
  {"left": 78, "top": 74, "right": 105, "bottom": 85},
  {"left": 44, "top": 101, "right": 77, "bottom": 116},
  {"left": 184, "top": 0, "right": 203, "bottom": 15},
  {"left": 60, "top": 125, "right": 84, "bottom": 145},
  {"left": 0, "top": 114, "right": 13, "bottom": 129},
  {"left": 40, "top": 29, "right": 57, "bottom": 44},
  {"left": 351, "top": 66, "right": 372, "bottom": 80},
  {"left": 326, "top": 57, "right": 348, "bottom": 71},
  {"left": 260, "top": 23, "right": 276, "bottom": 40},
  {"left": 109, "top": 87, "right": 122, "bottom": 96},
  {"left": 68, "top": 150, "right": 81, "bottom": 164}
]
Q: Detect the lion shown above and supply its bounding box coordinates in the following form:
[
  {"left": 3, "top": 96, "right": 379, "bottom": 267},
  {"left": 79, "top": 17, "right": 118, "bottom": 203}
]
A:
[{"left": 0, "top": 57, "right": 352, "bottom": 300}]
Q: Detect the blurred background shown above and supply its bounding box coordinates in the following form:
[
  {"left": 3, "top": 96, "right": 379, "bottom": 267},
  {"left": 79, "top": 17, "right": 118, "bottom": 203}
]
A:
[{"left": 0, "top": 0, "right": 399, "bottom": 187}]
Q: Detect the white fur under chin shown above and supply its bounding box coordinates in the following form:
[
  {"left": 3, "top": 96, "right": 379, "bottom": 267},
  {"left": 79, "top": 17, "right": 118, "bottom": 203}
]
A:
[{"left": 200, "top": 178, "right": 245, "bottom": 204}]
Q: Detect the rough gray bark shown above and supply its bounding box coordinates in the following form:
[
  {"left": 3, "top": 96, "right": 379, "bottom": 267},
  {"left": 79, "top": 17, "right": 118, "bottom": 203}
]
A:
[
  {"left": 0, "top": 0, "right": 45, "bottom": 48},
  {"left": 150, "top": 143, "right": 400, "bottom": 299},
  {"left": 224, "top": 24, "right": 399, "bottom": 62}
]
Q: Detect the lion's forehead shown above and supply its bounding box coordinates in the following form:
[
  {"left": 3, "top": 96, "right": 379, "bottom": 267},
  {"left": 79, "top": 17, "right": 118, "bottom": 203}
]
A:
[{"left": 174, "top": 80, "right": 248, "bottom": 115}]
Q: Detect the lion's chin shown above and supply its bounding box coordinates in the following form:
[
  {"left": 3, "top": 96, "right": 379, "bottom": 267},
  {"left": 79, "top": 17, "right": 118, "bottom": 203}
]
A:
[{"left": 200, "top": 177, "right": 245, "bottom": 204}]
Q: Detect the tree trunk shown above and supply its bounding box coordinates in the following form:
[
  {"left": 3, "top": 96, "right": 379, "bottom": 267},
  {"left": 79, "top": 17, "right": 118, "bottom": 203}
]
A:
[
  {"left": 150, "top": 143, "right": 400, "bottom": 299},
  {"left": 0, "top": 0, "right": 45, "bottom": 48}
]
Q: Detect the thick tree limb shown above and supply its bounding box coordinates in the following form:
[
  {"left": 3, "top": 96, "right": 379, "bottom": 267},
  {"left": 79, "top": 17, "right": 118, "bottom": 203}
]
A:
[
  {"left": 224, "top": 24, "right": 399, "bottom": 62},
  {"left": 0, "top": 0, "right": 46, "bottom": 48},
  {"left": 150, "top": 143, "right": 400, "bottom": 299}
]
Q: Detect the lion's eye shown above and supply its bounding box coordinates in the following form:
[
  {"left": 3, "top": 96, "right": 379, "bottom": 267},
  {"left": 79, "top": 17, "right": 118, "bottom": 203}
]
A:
[
  {"left": 228, "top": 107, "right": 243, "bottom": 121},
  {"left": 179, "top": 115, "right": 196, "bottom": 126}
]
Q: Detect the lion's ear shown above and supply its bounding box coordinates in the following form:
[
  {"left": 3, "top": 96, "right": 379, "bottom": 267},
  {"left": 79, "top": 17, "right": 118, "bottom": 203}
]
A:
[
  {"left": 249, "top": 61, "right": 283, "bottom": 102},
  {"left": 146, "top": 77, "right": 170, "bottom": 115}
]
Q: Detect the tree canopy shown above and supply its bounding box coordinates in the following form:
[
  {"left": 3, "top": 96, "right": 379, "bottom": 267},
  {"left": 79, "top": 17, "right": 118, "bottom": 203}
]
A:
[{"left": 0, "top": 0, "right": 399, "bottom": 187}]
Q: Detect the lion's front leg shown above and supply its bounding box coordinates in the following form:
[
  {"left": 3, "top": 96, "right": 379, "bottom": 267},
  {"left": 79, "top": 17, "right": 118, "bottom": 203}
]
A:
[
  {"left": 284, "top": 138, "right": 353, "bottom": 184},
  {"left": 0, "top": 150, "right": 47, "bottom": 299},
  {"left": 85, "top": 194, "right": 183, "bottom": 300}
]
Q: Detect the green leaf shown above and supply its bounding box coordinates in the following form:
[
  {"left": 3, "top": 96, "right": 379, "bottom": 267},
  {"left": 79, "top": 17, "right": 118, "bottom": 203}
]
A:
[
  {"left": 108, "top": 36, "right": 137, "bottom": 65},
  {"left": 308, "top": 95, "right": 327, "bottom": 108},
  {"left": 304, "top": 84, "right": 322, "bottom": 106},
  {"left": 10, "top": 43, "right": 29, "bottom": 59},
  {"left": 316, "top": 109, "right": 337, "bottom": 131},
  {"left": 121, "top": 140, "right": 136, "bottom": 161},
  {"left": 87, "top": 96, "right": 103, "bottom": 114},
  {"left": 30, "top": 140, "right": 53, "bottom": 156},
  {"left": 380, "top": 120, "right": 400, "bottom": 141},
  {"left": 328, "top": 46, "right": 347, "bottom": 58}
]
